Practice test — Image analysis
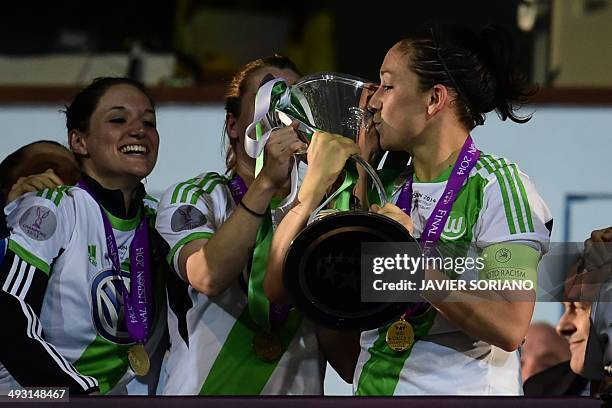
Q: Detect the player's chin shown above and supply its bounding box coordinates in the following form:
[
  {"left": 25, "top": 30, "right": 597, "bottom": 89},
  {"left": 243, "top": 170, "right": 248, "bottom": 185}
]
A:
[
  {"left": 125, "top": 162, "right": 156, "bottom": 180},
  {"left": 377, "top": 130, "right": 392, "bottom": 151},
  {"left": 379, "top": 136, "right": 391, "bottom": 151},
  {"left": 569, "top": 355, "right": 586, "bottom": 377}
]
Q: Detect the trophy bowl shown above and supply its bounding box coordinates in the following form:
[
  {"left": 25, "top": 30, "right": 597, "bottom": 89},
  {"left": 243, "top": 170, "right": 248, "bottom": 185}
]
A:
[{"left": 274, "top": 72, "right": 379, "bottom": 145}]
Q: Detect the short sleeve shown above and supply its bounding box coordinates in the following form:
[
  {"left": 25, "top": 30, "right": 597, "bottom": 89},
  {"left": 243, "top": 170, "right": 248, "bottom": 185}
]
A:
[
  {"left": 474, "top": 159, "right": 552, "bottom": 255},
  {"left": 6, "top": 187, "right": 75, "bottom": 274},
  {"left": 155, "top": 173, "right": 232, "bottom": 275}
]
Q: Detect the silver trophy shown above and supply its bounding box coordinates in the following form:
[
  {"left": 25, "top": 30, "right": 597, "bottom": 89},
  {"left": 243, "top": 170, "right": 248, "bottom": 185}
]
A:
[
  {"left": 247, "top": 73, "right": 416, "bottom": 329},
  {"left": 246, "top": 72, "right": 387, "bottom": 212}
]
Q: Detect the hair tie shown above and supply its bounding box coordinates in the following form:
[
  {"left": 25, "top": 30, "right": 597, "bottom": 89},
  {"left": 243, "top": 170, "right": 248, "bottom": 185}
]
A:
[{"left": 239, "top": 200, "right": 266, "bottom": 218}]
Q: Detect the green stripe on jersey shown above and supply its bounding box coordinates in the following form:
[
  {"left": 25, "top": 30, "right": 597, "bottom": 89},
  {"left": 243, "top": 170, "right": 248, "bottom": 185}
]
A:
[
  {"left": 144, "top": 194, "right": 158, "bottom": 203},
  {"left": 179, "top": 184, "right": 199, "bottom": 204},
  {"left": 171, "top": 173, "right": 225, "bottom": 204},
  {"left": 102, "top": 207, "right": 141, "bottom": 232},
  {"left": 189, "top": 174, "right": 226, "bottom": 204},
  {"left": 35, "top": 186, "right": 70, "bottom": 206},
  {"left": 8, "top": 240, "right": 50, "bottom": 275},
  {"left": 356, "top": 308, "right": 437, "bottom": 395},
  {"left": 482, "top": 155, "right": 534, "bottom": 235},
  {"left": 73, "top": 335, "right": 130, "bottom": 395},
  {"left": 52, "top": 186, "right": 70, "bottom": 206},
  {"left": 170, "top": 177, "right": 198, "bottom": 204},
  {"left": 190, "top": 179, "right": 223, "bottom": 204},
  {"left": 36, "top": 188, "right": 55, "bottom": 200},
  {"left": 199, "top": 308, "right": 302, "bottom": 395},
  {"left": 479, "top": 155, "right": 517, "bottom": 234},
  {"left": 166, "top": 231, "right": 214, "bottom": 266},
  {"left": 509, "top": 163, "right": 535, "bottom": 232},
  {"left": 495, "top": 158, "right": 527, "bottom": 233}
]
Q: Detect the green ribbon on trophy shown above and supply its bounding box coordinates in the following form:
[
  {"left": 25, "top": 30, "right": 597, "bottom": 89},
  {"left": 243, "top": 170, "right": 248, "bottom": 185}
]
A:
[
  {"left": 247, "top": 77, "right": 305, "bottom": 335},
  {"left": 241, "top": 116, "right": 301, "bottom": 366}
]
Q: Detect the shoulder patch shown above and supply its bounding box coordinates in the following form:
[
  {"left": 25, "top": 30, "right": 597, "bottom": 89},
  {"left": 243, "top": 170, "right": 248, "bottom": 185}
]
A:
[
  {"left": 170, "top": 205, "right": 207, "bottom": 232},
  {"left": 18, "top": 205, "right": 57, "bottom": 241}
]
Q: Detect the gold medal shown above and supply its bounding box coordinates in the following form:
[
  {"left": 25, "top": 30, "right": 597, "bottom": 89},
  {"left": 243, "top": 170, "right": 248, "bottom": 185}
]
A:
[
  {"left": 252, "top": 331, "right": 282, "bottom": 362},
  {"left": 127, "top": 344, "right": 150, "bottom": 376},
  {"left": 386, "top": 316, "right": 414, "bottom": 352}
]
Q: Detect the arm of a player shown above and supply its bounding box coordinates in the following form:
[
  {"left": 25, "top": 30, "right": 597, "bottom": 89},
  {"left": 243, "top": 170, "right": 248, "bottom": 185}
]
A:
[
  {"left": 0, "top": 255, "right": 98, "bottom": 393},
  {"left": 177, "top": 174, "right": 277, "bottom": 297},
  {"left": 0, "top": 194, "right": 97, "bottom": 393},
  {"left": 423, "top": 243, "right": 539, "bottom": 352},
  {"left": 264, "top": 132, "right": 359, "bottom": 304}
]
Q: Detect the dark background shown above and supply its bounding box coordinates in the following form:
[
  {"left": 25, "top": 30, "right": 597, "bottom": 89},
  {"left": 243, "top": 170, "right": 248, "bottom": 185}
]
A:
[{"left": 0, "top": 1, "right": 540, "bottom": 84}]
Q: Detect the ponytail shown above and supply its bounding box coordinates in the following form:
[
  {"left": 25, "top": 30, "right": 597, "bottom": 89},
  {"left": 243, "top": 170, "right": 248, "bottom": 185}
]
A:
[{"left": 477, "top": 25, "right": 535, "bottom": 124}]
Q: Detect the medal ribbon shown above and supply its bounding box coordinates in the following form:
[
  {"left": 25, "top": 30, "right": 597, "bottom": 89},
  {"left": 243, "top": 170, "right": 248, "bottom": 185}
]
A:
[
  {"left": 228, "top": 175, "right": 288, "bottom": 331},
  {"left": 77, "top": 180, "right": 152, "bottom": 345},
  {"left": 357, "top": 138, "right": 479, "bottom": 395},
  {"left": 397, "top": 135, "right": 480, "bottom": 253},
  {"left": 394, "top": 136, "right": 479, "bottom": 317}
]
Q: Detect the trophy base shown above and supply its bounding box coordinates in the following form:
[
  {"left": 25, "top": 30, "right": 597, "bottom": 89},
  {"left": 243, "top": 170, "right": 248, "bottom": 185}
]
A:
[{"left": 283, "top": 211, "right": 419, "bottom": 330}]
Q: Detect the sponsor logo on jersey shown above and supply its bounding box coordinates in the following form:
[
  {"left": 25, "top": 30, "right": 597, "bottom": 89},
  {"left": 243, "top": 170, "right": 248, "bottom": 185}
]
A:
[
  {"left": 441, "top": 213, "right": 467, "bottom": 241},
  {"left": 91, "top": 268, "right": 133, "bottom": 344},
  {"left": 88, "top": 245, "right": 97, "bottom": 266},
  {"left": 171, "top": 205, "right": 207, "bottom": 232},
  {"left": 19, "top": 206, "right": 57, "bottom": 241}
]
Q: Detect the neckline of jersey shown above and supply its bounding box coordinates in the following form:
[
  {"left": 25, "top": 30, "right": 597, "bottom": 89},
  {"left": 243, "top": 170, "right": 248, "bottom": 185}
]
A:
[{"left": 413, "top": 165, "right": 453, "bottom": 184}]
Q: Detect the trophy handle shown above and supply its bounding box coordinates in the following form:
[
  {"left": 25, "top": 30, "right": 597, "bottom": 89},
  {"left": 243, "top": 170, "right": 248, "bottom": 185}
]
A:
[
  {"left": 307, "top": 153, "right": 389, "bottom": 225},
  {"left": 350, "top": 155, "right": 388, "bottom": 207}
]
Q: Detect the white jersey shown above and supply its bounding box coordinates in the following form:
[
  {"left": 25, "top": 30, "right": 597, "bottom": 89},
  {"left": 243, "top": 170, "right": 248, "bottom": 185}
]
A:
[
  {"left": 0, "top": 186, "right": 167, "bottom": 394},
  {"left": 354, "top": 153, "right": 553, "bottom": 395},
  {"left": 155, "top": 172, "right": 323, "bottom": 395}
]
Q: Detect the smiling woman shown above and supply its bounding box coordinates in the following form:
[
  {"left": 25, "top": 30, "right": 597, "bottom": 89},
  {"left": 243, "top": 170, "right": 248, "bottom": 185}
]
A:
[
  {"left": 67, "top": 79, "right": 159, "bottom": 209},
  {"left": 0, "top": 77, "right": 169, "bottom": 395}
]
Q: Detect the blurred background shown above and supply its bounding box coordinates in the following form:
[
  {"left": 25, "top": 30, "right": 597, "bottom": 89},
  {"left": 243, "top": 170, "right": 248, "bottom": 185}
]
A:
[
  {"left": 1, "top": 0, "right": 611, "bottom": 394},
  {"left": 2, "top": 0, "right": 612, "bottom": 88}
]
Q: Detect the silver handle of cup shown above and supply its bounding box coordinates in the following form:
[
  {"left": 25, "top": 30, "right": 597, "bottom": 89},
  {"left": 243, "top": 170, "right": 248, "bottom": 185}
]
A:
[{"left": 351, "top": 154, "right": 388, "bottom": 207}]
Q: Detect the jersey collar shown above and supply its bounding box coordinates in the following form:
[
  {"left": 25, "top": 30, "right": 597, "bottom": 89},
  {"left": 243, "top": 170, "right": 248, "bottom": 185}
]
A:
[{"left": 80, "top": 173, "right": 146, "bottom": 219}]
